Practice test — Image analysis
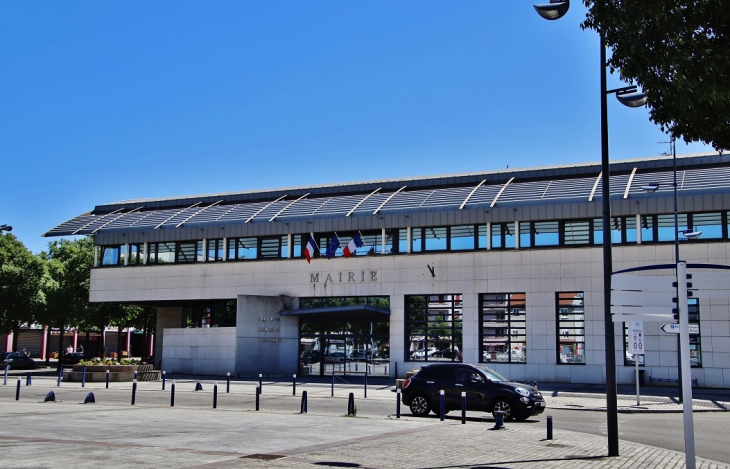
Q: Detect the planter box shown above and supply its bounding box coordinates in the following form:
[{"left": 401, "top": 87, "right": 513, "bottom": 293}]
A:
[{"left": 66, "top": 364, "right": 160, "bottom": 382}]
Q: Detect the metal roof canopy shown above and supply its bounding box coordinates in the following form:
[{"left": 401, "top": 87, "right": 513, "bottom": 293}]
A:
[{"left": 281, "top": 305, "right": 390, "bottom": 322}]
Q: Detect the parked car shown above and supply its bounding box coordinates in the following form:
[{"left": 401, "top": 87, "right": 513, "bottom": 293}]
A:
[
  {"left": 61, "top": 352, "right": 86, "bottom": 366},
  {"left": 1, "top": 352, "right": 37, "bottom": 370},
  {"left": 401, "top": 363, "right": 545, "bottom": 421}
]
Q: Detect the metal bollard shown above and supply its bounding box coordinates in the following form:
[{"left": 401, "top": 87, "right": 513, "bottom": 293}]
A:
[
  {"left": 396, "top": 389, "right": 401, "bottom": 418},
  {"left": 394, "top": 362, "right": 398, "bottom": 379},
  {"left": 493, "top": 411, "right": 505, "bottom": 429},
  {"left": 131, "top": 379, "right": 137, "bottom": 405},
  {"left": 355, "top": 363, "right": 358, "bottom": 372},
  {"left": 213, "top": 383, "right": 218, "bottom": 409},
  {"left": 15, "top": 379, "right": 21, "bottom": 400},
  {"left": 348, "top": 392, "right": 355, "bottom": 416},
  {"left": 547, "top": 415, "right": 553, "bottom": 440},
  {"left": 57, "top": 367, "right": 62, "bottom": 387},
  {"left": 82, "top": 365, "right": 87, "bottom": 388},
  {"left": 440, "top": 390, "right": 445, "bottom": 421},
  {"left": 105, "top": 370, "right": 110, "bottom": 389},
  {"left": 3, "top": 365, "right": 8, "bottom": 385},
  {"left": 134, "top": 370, "right": 138, "bottom": 381},
  {"left": 170, "top": 381, "right": 176, "bottom": 407},
  {"left": 331, "top": 368, "right": 335, "bottom": 397},
  {"left": 226, "top": 372, "right": 230, "bottom": 393},
  {"left": 162, "top": 371, "right": 166, "bottom": 390},
  {"left": 292, "top": 374, "right": 296, "bottom": 396},
  {"left": 364, "top": 371, "right": 368, "bottom": 398},
  {"left": 384, "top": 365, "right": 387, "bottom": 376},
  {"left": 461, "top": 391, "right": 466, "bottom": 424},
  {"left": 300, "top": 390, "right": 307, "bottom": 413},
  {"left": 309, "top": 365, "right": 312, "bottom": 374},
  {"left": 258, "top": 374, "right": 262, "bottom": 393},
  {"left": 26, "top": 372, "right": 31, "bottom": 386},
  {"left": 255, "top": 386, "right": 260, "bottom": 411}
]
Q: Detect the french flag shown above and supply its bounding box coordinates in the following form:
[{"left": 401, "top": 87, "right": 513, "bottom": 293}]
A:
[
  {"left": 305, "top": 236, "right": 317, "bottom": 263},
  {"left": 343, "top": 233, "right": 364, "bottom": 258}
]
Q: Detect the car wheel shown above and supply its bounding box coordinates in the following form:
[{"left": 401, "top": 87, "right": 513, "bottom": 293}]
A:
[
  {"left": 492, "top": 398, "right": 515, "bottom": 421},
  {"left": 409, "top": 394, "right": 432, "bottom": 416}
]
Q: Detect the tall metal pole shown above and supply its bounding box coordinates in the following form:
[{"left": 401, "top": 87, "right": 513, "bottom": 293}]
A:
[
  {"left": 673, "top": 137, "right": 683, "bottom": 403},
  {"left": 676, "top": 261, "right": 696, "bottom": 468},
  {"left": 600, "top": 32, "right": 620, "bottom": 457}
]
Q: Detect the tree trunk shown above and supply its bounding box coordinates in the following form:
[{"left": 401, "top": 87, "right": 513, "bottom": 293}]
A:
[
  {"left": 45, "top": 327, "right": 52, "bottom": 365},
  {"left": 116, "top": 327, "right": 123, "bottom": 362}
]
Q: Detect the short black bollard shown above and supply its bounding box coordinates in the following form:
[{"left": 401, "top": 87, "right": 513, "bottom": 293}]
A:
[
  {"left": 300, "top": 390, "right": 307, "bottom": 413},
  {"left": 347, "top": 392, "right": 355, "bottom": 416},
  {"left": 255, "top": 386, "right": 260, "bottom": 411},
  {"left": 292, "top": 373, "right": 296, "bottom": 396},
  {"left": 131, "top": 379, "right": 137, "bottom": 405},
  {"left": 439, "top": 390, "right": 445, "bottom": 421},
  {"left": 82, "top": 365, "right": 87, "bottom": 388},
  {"left": 226, "top": 372, "right": 230, "bottom": 393},
  {"left": 493, "top": 411, "right": 505, "bottom": 430},
  {"left": 3, "top": 364, "right": 8, "bottom": 386},
  {"left": 134, "top": 370, "right": 138, "bottom": 381},
  {"left": 547, "top": 415, "right": 553, "bottom": 440},
  {"left": 195, "top": 382, "right": 203, "bottom": 391},
  {"left": 461, "top": 391, "right": 466, "bottom": 424},
  {"left": 57, "top": 367, "right": 62, "bottom": 387},
  {"left": 105, "top": 370, "right": 109, "bottom": 389},
  {"left": 396, "top": 389, "right": 401, "bottom": 418},
  {"left": 44, "top": 391, "right": 56, "bottom": 402},
  {"left": 15, "top": 379, "right": 21, "bottom": 400},
  {"left": 364, "top": 371, "right": 368, "bottom": 399},
  {"left": 25, "top": 372, "right": 31, "bottom": 386},
  {"left": 258, "top": 374, "right": 262, "bottom": 393},
  {"left": 331, "top": 368, "right": 335, "bottom": 397},
  {"left": 84, "top": 392, "right": 95, "bottom": 404},
  {"left": 170, "top": 381, "right": 176, "bottom": 407},
  {"left": 162, "top": 371, "right": 166, "bottom": 390},
  {"left": 213, "top": 383, "right": 218, "bottom": 409}
]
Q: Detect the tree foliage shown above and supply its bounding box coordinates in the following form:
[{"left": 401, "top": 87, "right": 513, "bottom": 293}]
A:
[
  {"left": 582, "top": 1, "right": 730, "bottom": 151},
  {"left": 0, "top": 234, "right": 45, "bottom": 334}
]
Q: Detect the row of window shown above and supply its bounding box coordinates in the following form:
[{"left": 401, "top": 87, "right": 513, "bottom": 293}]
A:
[
  {"left": 404, "top": 292, "right": 702, "bottom": 367},
  {"left": 97, "top": 210, "right": 730, "bottom": 267}
]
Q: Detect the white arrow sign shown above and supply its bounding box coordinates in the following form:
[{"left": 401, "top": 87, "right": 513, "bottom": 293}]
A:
[{"left": 661, "top": 323, "right": 700, "bottom": 334}]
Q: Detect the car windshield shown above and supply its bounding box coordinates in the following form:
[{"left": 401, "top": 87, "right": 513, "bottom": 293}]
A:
[{"left": 473, "top": 365, "right": 507, "bottom": 383}]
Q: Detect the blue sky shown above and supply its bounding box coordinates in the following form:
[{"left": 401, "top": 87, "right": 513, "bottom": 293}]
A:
[{"left": 1, "top": 1, "right": 714, "bottom": 254}]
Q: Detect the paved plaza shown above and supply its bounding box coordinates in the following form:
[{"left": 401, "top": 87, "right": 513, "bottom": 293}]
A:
[{"left": 0, "top": 372, "right": 728, "bottom": 468}]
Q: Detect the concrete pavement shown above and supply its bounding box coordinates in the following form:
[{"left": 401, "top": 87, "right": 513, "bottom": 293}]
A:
[{"left": 0, "top": 372, "right": 729, "bottom": 468}]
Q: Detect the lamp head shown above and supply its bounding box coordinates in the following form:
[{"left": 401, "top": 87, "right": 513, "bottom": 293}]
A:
[
  {"left": 0, "top": 224, "right": 12, "bottom": 232},
  {"left": 681, "top": 229, "right": 702, "bottom": 240},
  {"left": 534, "top": 0, "right": 569, "bottom": 20},
  {"left": 616, "top": 89, "right": 648, "bottom": 108}
]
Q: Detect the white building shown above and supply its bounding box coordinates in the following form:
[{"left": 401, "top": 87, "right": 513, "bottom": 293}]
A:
[{"left": 45, "top": 153, "right": 730, "bottom": 387}]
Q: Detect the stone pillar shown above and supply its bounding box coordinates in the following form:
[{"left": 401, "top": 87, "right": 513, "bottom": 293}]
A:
[
  {"left": 4, "top": 332, "right": 12, "bottom": 353},
  {"left": 155, "top": 307, "right": 184, "bottom": 370},
  {"left": 41, "top": 326, "right": 48, "bottom": 359},
  {"left": 72, "top": 330, "right": 78, "bottom": 351},
  {"left": 235, "top": 295, "right": 299, "bottom": 377}
]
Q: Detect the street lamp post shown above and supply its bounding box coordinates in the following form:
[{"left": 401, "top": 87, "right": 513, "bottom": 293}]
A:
[
  {"left": 0, "top": 224, "right": 12, "bottom": 233},
  {"left": 535, "top": 1, "right": 647, "bottom": 457}
]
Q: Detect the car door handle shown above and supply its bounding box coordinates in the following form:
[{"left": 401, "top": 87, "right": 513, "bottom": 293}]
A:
[
  {"left": 455, "top": 384, "right": 463, "bottom": 387},
  {"left": 427, "top": 381, "right": 435, "bottom": 384}
]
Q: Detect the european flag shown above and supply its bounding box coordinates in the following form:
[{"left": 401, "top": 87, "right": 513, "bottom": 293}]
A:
[{"left": 325, "top": 234, "right": 340, "bottom": 259}]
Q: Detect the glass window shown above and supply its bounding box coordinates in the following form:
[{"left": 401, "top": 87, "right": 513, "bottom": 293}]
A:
[
  {"left": 519, "top": 222, "right": 531, "bottom": 248},
  {"left": 412, "top": 228, "right": 423, "bottom": 252},
  {"left": 260, "top": 236, "right": 284, "bottom": 258},
  {"left": 228, "top": 237, "right": 257, "bottom": 260},
  {"left": 491, "top": 223, "right": 515, "bottom": 249},
  {"left": 564, "top": 220, "right": 590, "bottom": 245},
  {"left": 185, "top": 300, "right": 236, "bottom": 328},
  {"left": 478, "top": 224, "right": 487, "bottom": 249},
  {"left": 625, "top": 216, "right": 637, "bottom": 243},
  {"left": 450, "top": 225, "right": 475, "bottom": 250},
  {"left": 176, "top": 241, "right": 202, "bottom": 263},
  {"left": 100, "top": 245, "right": 124, "bottom": 266},
  {"left": 640, "top": 215, "right": 655, "bottom": 242},
  {"left": 534, "top": 221, "right": 559, "bottom": 246},
  {"left": 396, "top": 229, "right": 408, "bottom": 253},
  {"left": 556, "top": 292, "right": 585, "bottom": 364},
  {"left": 289, "top": 234, "right": 302, "bottom": 258},
  {"left": 480, "top": 293, "right": 526, "bottom": 363},
  {"left": 623, "top": 323, "right": 645, "bottom": 366},
  {"left": 148, "top": 242, "right": 175, "bottom": 264},
  {"left": 593, "top": 217, "right": 623, "bottom": 244},
  {"left": 691, "top": 212, "right": 722, "bottom": 239},
  {"left": 128, "top": 243, "right": 143, "bottom": 265},
  {"left": 658, "top": 213, "right": 688, "bottom": 242},
  {"left": 424, "top": 227, "right": 447, "bottom": 251},
  {"left": 207, "top": 239, "right": 224, "bottom": 262},
  {"left": 405, "top": 294, "right": 462, "bottom": 362},
  {"left": 688, "top": 298, "right": 701, "bottom": 367}
]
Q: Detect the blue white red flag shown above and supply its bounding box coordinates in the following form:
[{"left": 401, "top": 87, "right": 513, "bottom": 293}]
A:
[
  {"left": 325, "top": 234, "right": 340, "bottom": 259},
  {"left": 305, "top": 235, "right": 318, "bottom": 263},
  {"left": 343, "top": 233, "right": 364, "bottom": 258}
]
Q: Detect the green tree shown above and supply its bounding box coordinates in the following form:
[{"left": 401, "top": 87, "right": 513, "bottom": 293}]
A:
[
  {"left": 582, "top": 1, "right": 730, "bottom": 151},
  {"left": 39, "top": 237, "right": 94, "bottom": 366},
  {"left": 0, "top": 233, "right": 46, "bottom": 350}
]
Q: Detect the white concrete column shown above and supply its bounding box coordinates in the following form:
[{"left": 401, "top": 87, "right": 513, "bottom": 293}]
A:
[
  {"left": 94, "top": 246, "right": 99, "bottom": 267},
  {"left": 222, "top": 237, "right": 228, "bottom": 261},
  {"left": 202, "top": 238, "right": 207, "bottom": 262},
  {"left": 514, "top": 221, "right": 520, "bottom": 249},
  {"left": 143, "top": 242, "right": 148, "bottom": 265},
  {"left": 287, "top": 234, "right": 292, "bottom": 259},
  {"left": 636, "top": 214, "right": 642, "bottom": 244},
  {"left": 381, "top": 228, "right": 386, "bottom": 254},
  {"left": 406, "top": 227, "right": 412, "bottom": 253},
  {"left": 123, "top": 243, "right": 129, "bottom": 265},
  {"left": 486, "top": 222, "right": 492, "bottom": 250}
]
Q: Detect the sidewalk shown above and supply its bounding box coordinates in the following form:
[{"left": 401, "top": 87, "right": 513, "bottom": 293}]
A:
[{"left": 1, "top": 375, "right": 729, "bottom": 468}]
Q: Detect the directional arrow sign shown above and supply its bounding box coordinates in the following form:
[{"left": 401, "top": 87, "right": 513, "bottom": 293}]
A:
[{"left": 661, "top": 323, "right": 700, "bottom": 334}]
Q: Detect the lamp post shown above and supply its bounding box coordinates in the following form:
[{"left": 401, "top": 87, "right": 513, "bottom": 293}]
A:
[
  {"left": 0, "top": 225, "right": 12, "bottom": 233},
  {"left": 535, "top": 0, "right": 647, "bottom": 457}
]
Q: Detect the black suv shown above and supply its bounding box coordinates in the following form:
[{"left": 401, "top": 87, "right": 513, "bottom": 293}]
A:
[{"left": 401, "top": 363, "right": 545, "bottom": 421}]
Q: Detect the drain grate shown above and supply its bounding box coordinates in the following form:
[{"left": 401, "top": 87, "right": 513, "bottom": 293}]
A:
[{"left": 241, "top": 454, "right": 285, "bottom": 460}]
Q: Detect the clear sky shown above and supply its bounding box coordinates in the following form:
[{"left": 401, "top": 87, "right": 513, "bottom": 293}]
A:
[{"left": 1, "top": 1, "right": 715, "bottom": 254}]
